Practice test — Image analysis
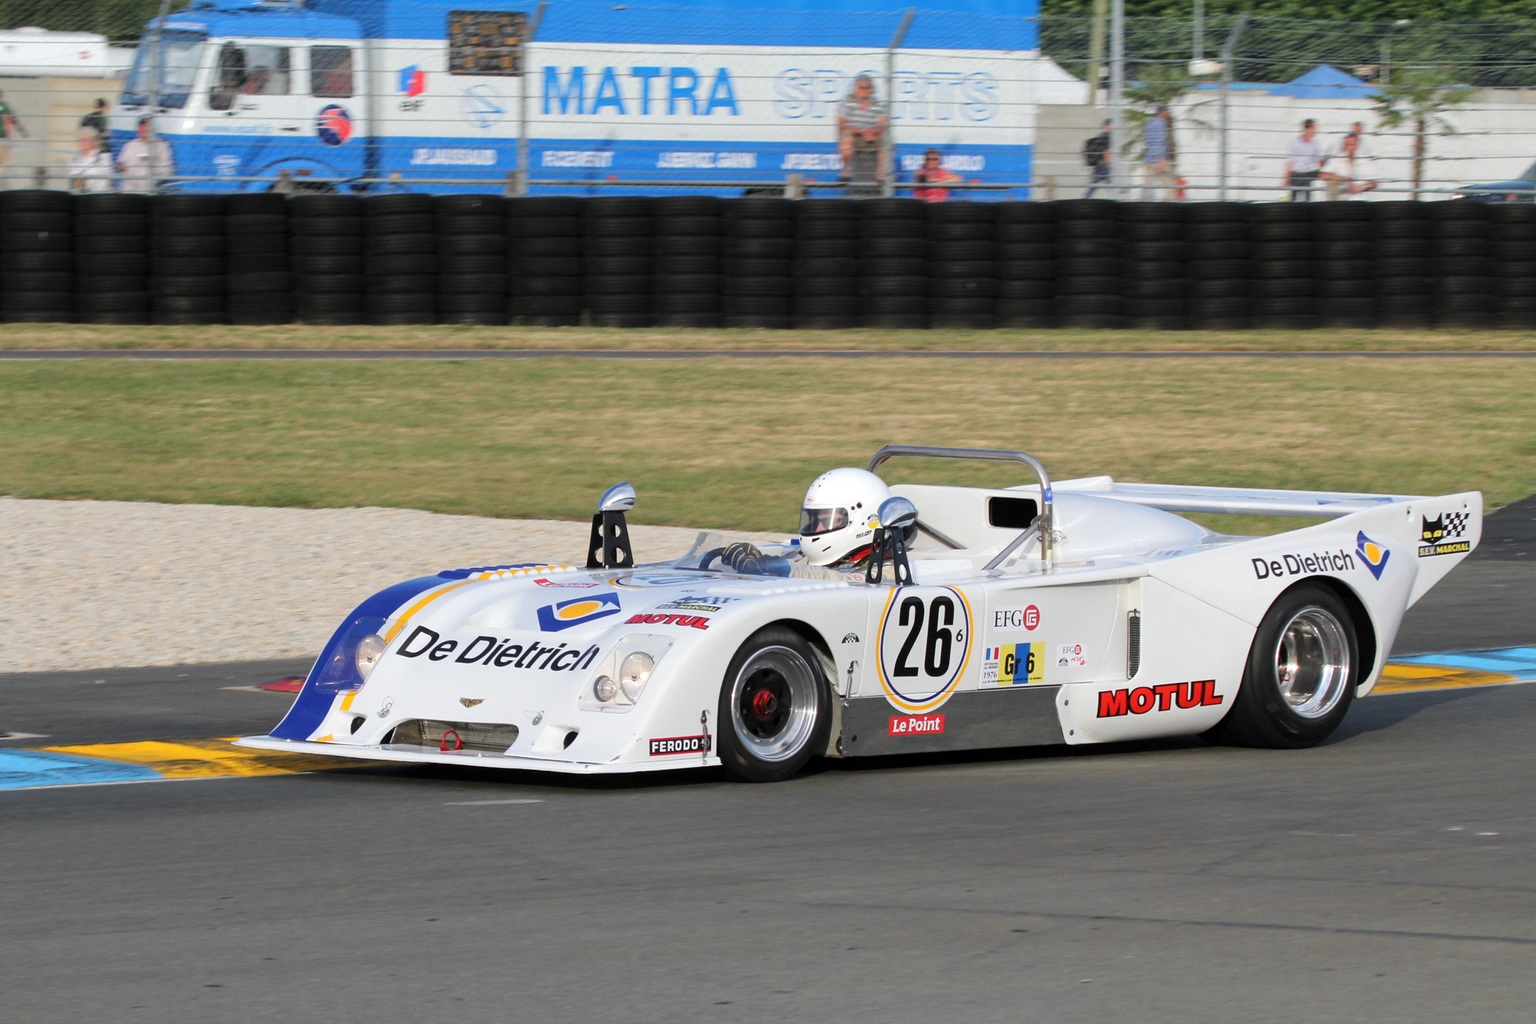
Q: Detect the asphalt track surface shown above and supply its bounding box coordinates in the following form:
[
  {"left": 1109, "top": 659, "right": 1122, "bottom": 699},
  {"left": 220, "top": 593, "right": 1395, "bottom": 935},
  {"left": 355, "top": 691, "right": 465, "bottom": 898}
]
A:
[
  {"left": 6, "top": 347, "right": 1536, "bottom": 361},
  {"left": 2, "top": 501, "right": 1534, "bottom": 1023}
]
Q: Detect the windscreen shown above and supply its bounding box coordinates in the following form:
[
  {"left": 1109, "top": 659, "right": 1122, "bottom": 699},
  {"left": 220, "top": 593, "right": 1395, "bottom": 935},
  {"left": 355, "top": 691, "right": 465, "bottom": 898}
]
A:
[{"left": 122, "top": 31, "right": 206, "bottom": 109}]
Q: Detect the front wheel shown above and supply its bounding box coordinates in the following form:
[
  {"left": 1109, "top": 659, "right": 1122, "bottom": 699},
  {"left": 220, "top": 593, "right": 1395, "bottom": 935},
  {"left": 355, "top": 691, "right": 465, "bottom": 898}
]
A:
[
  {"left": 717, "top": 627, "right": 831, "bottom": 782},
  {"left": 1209, "top": 583, "right": 1360, "bottom": 749}
]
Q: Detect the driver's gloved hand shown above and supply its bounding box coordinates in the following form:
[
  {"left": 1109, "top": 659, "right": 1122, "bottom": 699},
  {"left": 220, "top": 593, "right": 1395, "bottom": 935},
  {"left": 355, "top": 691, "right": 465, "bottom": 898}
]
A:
[{"left": 719, "top": 542, "right": 765, "bottom": 573}]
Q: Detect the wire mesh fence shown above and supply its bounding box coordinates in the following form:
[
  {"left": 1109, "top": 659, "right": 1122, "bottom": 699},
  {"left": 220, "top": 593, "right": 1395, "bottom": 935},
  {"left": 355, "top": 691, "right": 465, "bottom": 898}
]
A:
[{"left": 0, "top": 2, "right": 1533, "bottom": 199}]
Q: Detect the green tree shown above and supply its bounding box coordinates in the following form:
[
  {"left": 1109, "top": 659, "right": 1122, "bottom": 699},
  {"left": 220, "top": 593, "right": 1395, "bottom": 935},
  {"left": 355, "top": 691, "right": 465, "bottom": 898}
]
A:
[
  {"left": 1371, "top": 66, "right": 1475, "bottom": 198},
  {"left": 0, "top": 0, "right": 182, "bottom": 41},
  {"left": 1122, "top": 64, "right": 1214, "bottom": 162}
]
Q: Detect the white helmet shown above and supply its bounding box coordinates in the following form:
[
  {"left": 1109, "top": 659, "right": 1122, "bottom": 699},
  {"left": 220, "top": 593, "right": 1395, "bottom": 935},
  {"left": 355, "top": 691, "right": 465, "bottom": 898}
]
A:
[{"left": 799, "top": 468, "right": 891, "bottom": 566}]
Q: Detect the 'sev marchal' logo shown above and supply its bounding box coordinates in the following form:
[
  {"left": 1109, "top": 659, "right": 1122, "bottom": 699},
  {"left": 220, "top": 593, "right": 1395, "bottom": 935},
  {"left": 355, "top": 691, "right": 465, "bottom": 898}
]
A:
[{"left": 1418, "top": 512, "right": 1471, "bottom": 558}]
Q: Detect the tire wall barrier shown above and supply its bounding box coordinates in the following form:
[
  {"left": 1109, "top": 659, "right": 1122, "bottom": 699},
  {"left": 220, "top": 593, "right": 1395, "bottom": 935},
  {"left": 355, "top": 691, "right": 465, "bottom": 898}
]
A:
[{"left": 2, "top": 192, "right": 1533, "bottom": 328}]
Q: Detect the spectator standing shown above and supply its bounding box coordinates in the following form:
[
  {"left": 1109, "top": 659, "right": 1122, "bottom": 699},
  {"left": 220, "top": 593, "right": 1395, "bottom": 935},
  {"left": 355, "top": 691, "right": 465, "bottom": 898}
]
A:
[
  {"left": 838, "top": 75, "right": 888, "bottom": 193},
  {"left": 913, "top": 149, "right": 961, "bottom": 203},
  {"left": 0, "top": 88, "right": 29, "bottom": 176},
  {"left": 1141, "top": 106, "right": 1175, "bottom": 200},
  {"left": 1321, "top": 132, "right": 1378, "bottom": 199},
  {"left": 1283, "top": 119, "right": 1323, "bottom": 201},
  {"left": 118, "top": 117, "right": 174, "bottom": 193},
  {"left": 69, "top": 129, "right": 115, "bottom": 193},
  {"left": 80, "top": 98, "right": 109, "bottom": 137},
  {"left": 1083, "top": 119, "right": 1112, "bottom": 198}
]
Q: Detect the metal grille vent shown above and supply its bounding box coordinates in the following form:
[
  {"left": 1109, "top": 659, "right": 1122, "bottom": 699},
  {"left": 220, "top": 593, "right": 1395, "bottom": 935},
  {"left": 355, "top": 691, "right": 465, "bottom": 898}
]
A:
[
  {"left": 387, "top": 719, "right": 520, "bottom": 754},
  {"left": 1127, "top": 610, "right": 1142, "bottom": 679}
]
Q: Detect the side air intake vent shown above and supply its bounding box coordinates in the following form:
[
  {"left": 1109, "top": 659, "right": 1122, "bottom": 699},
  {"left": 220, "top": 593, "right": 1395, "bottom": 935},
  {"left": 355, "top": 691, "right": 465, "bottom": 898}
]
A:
[{"left": 1127, "top": 610, "right": 1141, "bottom": 679}]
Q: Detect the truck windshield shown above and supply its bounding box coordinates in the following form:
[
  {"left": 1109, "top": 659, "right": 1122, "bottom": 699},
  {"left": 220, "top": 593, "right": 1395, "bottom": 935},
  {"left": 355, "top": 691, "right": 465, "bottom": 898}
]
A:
[{"left": 122, "top": 30, "right": 206, "bottom": 109}]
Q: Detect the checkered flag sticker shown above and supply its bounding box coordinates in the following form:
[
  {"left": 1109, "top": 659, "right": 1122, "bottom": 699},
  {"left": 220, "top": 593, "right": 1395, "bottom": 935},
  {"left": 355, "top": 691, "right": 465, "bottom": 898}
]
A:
[{"left": 1442, "top": 512, "right": 1469, "bottom": 538}]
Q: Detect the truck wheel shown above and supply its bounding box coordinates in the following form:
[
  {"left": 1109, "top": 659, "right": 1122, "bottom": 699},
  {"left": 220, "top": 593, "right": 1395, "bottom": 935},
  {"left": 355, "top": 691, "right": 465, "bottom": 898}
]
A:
[
  {"left": 1211, "top": 583, "right": 1359, "bottom": 748},
  {"left": 718, "top": 627, "right": 830, "bottom": 783}
]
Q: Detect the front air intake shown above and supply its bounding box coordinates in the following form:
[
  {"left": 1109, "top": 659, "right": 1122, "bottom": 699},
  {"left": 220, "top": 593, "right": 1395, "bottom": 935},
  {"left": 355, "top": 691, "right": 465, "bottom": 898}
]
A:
[{"left": 387, "top": 719, "right": 519, "bottom": 754}]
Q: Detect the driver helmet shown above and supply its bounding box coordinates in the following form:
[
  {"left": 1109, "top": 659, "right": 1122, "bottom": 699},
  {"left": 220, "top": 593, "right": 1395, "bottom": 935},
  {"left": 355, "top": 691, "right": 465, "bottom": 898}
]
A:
[{"left": 799, "top": 468, "right": 891, "bottom": 566}]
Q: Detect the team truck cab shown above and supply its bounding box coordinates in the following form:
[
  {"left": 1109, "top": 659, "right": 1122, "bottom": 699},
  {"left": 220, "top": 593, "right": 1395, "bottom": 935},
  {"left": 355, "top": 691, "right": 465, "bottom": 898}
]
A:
[{"left": 111, "top": 0, "right": 1057, "bottom": 194}]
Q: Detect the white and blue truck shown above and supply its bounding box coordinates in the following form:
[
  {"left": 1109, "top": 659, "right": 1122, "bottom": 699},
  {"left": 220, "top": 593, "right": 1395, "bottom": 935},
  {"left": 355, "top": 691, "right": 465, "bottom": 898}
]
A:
[{"left": 112, "top": 0, "right": 1081, "bottom": 193}]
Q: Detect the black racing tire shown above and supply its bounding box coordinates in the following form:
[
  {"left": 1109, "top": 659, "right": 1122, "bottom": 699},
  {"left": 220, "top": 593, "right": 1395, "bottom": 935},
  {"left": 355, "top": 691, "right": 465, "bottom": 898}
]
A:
[
  {"left": 717, "top": 627, "right": 831, "bottom": 783},
  {"left": 1208, "top": 583, "right": 1360, "bottom": 749}
]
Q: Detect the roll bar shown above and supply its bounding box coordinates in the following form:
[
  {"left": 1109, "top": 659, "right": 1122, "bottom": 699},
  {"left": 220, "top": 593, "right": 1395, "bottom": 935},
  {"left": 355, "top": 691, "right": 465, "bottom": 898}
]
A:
[{"left": 866, "top": 445, "right": 1055, "bottom": 563}]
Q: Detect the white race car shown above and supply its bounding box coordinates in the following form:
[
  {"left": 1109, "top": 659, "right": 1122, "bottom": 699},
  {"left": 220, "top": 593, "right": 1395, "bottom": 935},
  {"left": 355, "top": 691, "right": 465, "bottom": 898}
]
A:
[{"left": 237, "top": 445, "right": 1481, "bottom": 782}]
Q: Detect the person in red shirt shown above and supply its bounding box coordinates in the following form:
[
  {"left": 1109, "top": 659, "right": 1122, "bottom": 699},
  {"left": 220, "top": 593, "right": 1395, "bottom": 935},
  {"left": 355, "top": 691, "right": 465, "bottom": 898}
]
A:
[{"left": 913, "top": 149, "right": 961, "bottom": 202}]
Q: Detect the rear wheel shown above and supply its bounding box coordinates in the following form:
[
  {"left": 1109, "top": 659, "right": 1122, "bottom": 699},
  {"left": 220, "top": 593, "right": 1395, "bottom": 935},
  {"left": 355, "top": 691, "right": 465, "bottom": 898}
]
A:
[
  {"left": 1210, "top": 584, "right": 1359, "bottom": 748},
  {"left": 718, "top": 627, "right": 830, "bottom": 782}
]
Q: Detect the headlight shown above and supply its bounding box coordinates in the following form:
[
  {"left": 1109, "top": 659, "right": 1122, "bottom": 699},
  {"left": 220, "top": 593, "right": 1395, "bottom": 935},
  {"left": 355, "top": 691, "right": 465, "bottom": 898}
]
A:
[
  {"left": 619, "top": 652, "right": 654, "bottom": 701},
  {"left": 355, "top": 633, "right": 387, "bottom": 682},
  {"left": 593, "top": 675, "right": 618, "bottom": 702},
  {"left": 578, "top": 634, "right": 673, "bottom": 711}
]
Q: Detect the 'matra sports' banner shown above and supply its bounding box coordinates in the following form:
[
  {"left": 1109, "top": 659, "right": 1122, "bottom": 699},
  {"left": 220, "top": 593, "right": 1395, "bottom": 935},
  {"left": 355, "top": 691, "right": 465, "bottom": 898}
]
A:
[{"left": 373, "top": 42, "right": 1050, "bottom": 185}]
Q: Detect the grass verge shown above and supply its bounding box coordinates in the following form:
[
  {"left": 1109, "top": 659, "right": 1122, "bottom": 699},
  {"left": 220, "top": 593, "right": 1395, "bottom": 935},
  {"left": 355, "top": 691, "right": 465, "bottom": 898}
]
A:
[
  {"left": 3, "top": 323, "right": 1536, "bottom": 353},
  {"left": 1, "top": 355, "right": 1530, "bottom": 532}
]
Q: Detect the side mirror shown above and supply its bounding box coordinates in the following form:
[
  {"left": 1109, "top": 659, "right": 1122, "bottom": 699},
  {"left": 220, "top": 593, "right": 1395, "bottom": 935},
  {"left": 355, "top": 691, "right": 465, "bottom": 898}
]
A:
[
  {"left": 586, "top": 482, "right": 636, "bottom": 570},
  {"left": 866, "top": 496, "right": 917, "bottom": 586},
  {"left": 598, "top": 481, "right": 636, "bottom": 513},
  {"left": 877, "top": 495, "right": 918, "bottom": 532}
]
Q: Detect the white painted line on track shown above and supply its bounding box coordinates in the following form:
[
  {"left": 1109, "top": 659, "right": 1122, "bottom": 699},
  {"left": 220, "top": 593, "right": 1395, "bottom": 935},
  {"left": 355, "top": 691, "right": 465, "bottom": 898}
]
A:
[{"left": 445, "top": 798, "right": 545, "bottom": 806}]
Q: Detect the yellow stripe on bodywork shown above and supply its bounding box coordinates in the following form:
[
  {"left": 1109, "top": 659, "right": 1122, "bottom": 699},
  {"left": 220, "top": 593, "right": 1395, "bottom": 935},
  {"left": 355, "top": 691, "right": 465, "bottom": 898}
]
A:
[
  {"left": 1373, "top": 663, "right": 1518, "bottom": 695},
  {"left": 383, "top": 580, "right": 473, "bottom": 643},
  {"left": 41, "top": 738, "right": 343, "bottom": 778}
]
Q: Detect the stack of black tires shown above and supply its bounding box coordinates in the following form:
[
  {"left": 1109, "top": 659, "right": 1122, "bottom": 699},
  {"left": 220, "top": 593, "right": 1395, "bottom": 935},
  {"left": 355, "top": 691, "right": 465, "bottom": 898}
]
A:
[
  {"left": 996, "top": 202, "right": 1056, "bottom": 329},
  {"left": 652, "top": 196, "right": 722, "bottom": 328},
  {"left": 1313, "top": 203, "right": 1376, "bottom": 329},
  {"left": 365, "top": 193, "right": 436, "bottom": 325},
  {"left": 151, "top": 194, "right": 226, "bottom": 325},
  {"left": 1430, "top": 201, "right": 1491, "bottom": 329},
  {"left": 508, "top": 197, "right": 583, "bottom": 327},
  {"left": 1250, "top": 203, "right": 1317, "bottom": 330},
  {"left": 1490, "top": 204, "right": 1536, "bottom": 329},
  {"left": 585, "top": 197, "right": 654, "bottom": 327},
  {"left": 1372, "top": 202, "right": 1431, "bottom": 329},
  {"left": 794, "top": 200, "right": 862, "bottom": 329},
  {"left": 0, "top": 190, "right": 74, "bottom": 323},
  {"left": 1121, "top": 202, "right": 1188, "bottom": 330},
  {"left": 226, "top": 193, "right": 293, "bottom": 326},
  {"left": 723, "top": 198, "right": 794, "bottom": 329},
  {"left": 435, "top": 194, "right": 507, "bottom": 326},
  {"left": 927, "top": 203, "right": 997, "bottom": 329},
  {"left": 75, "top": 193, "right": 149, "bottom": 325},
  {"left": 290, "top": 194, "right": 365, "bottom": 326},
  {"left": 1053, "top": 200, "right": 1123, "bottom": 328},
  {"left": 1187, "top": 203, "right": 1252, "bottom": 330},
  {"left": 860, "top": 198, "right": 927, "bottom": 329}
]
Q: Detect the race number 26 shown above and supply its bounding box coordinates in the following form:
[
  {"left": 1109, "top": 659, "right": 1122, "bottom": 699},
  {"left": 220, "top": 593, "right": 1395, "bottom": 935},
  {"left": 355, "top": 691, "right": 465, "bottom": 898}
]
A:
[{"left": 878, "top": 586, "right": 974, "bottom": 714}]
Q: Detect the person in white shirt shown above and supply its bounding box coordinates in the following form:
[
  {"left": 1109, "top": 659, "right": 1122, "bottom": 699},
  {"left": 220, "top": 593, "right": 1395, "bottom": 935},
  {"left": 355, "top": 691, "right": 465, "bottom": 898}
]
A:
[
  {"left": 117, "top": 116, "right": 174, "bottom": 193},
  {"left": 1283, "top": 118, "right": 1323, "bottom": 201},
  {"left": 68, "top": 129, "right": 115, "bottom": 193},
  {"left": 1321, "top": 132, "right": 1378, "bottom": 199}
]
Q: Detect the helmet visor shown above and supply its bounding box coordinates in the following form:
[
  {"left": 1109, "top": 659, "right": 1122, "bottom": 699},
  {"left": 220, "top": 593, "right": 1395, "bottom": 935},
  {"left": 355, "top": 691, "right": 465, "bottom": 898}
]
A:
[{"left": 799, "top": 506, "right": 849, "bottom": 537}]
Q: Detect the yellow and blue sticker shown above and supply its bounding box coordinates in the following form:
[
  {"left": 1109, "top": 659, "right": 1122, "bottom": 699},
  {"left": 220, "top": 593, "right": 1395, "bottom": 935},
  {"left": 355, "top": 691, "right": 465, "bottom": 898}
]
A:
[
  {"left": 982, "top": 642, "right": 1045, "bottom": 686},
  {"left": 1356, "top": 531, "right": 1390, "bottom": 580},
  {"left": 536, "top": 592, "right": 621, "bottom": 631}
]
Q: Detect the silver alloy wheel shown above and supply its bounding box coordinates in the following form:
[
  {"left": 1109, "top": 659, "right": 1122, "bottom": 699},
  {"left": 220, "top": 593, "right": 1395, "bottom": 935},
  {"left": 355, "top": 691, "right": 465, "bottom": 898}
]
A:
[
  {"left": 729, "top": 644, "right": 819, "bottom": 763},
  {"left": 1272, "top": 605, "right": 1352, "bottom": 719}
]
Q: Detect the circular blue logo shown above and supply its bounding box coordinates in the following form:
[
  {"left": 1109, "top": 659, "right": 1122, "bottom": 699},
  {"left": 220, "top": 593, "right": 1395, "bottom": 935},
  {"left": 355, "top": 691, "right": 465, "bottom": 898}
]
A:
[{"left": 316, "top": 104, "right": 352, "bottom": 147}]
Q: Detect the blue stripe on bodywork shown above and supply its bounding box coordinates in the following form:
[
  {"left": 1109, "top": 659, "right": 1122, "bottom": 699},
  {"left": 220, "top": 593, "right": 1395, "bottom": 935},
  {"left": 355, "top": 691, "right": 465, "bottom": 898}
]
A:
[
  {"left": 269, "top": 575, "right": 448, "bottom": 741},
  {"left": 0, "top": 750, "right": 162, "bottom": 791}
]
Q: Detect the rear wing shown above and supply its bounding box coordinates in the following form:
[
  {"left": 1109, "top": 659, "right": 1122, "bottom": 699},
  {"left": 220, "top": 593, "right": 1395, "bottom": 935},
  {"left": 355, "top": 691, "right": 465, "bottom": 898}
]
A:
[{"left": 1050, "top": 476, "right": 1425, "bottom": 518}]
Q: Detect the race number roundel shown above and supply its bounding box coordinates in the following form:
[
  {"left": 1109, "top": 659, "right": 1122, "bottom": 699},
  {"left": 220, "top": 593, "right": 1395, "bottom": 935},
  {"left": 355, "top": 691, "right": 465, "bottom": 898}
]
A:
[{"left": 877, "top": 585, "right": 974, "bottom": 714}]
